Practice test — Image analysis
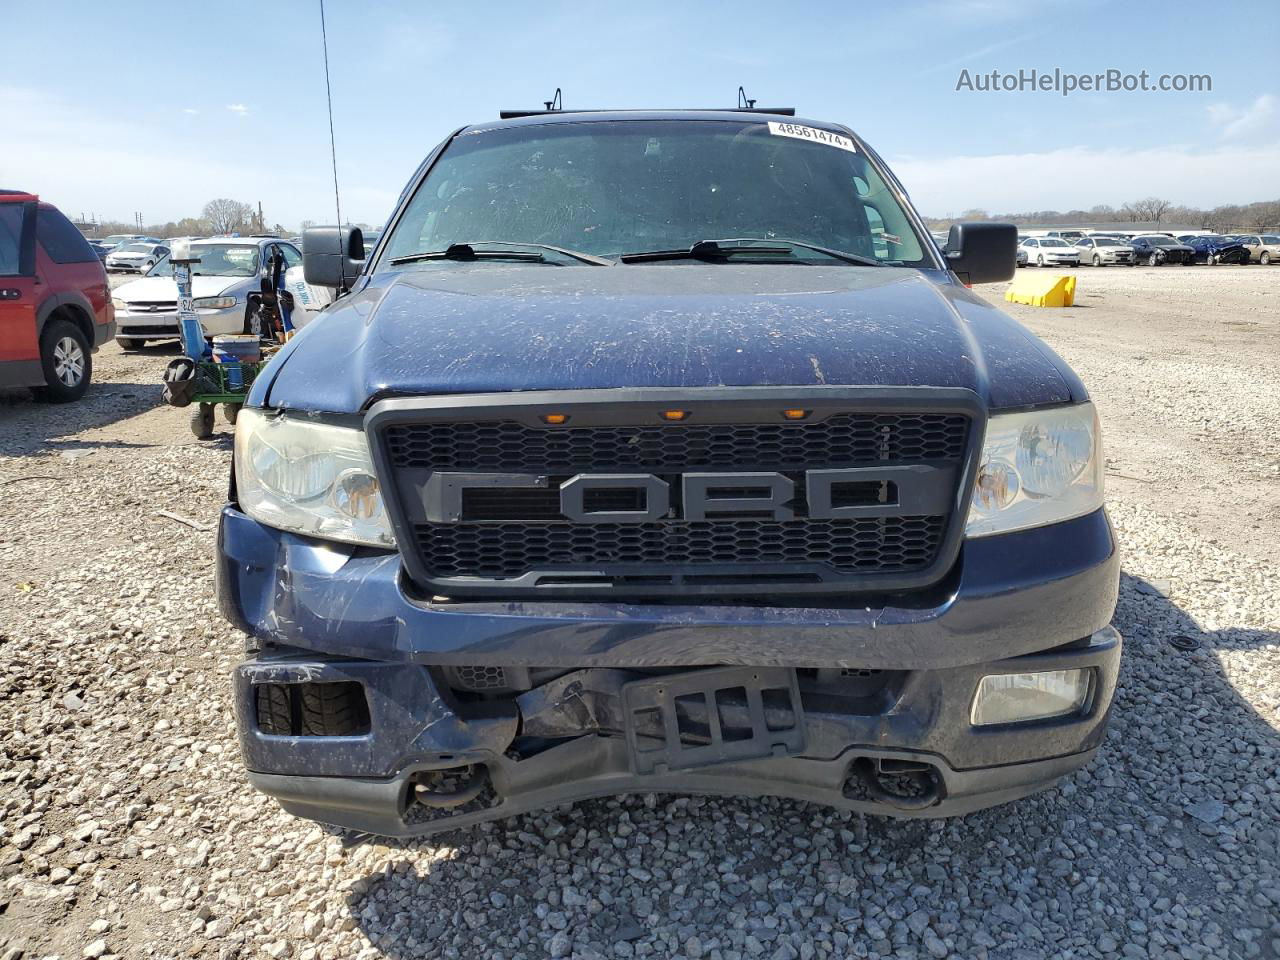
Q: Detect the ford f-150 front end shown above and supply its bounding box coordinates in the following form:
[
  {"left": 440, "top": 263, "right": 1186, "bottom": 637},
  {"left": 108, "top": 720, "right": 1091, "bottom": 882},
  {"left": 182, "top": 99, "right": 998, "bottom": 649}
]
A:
[{"left": 216, "top": 110, "right": 1120, "bottom": 837}]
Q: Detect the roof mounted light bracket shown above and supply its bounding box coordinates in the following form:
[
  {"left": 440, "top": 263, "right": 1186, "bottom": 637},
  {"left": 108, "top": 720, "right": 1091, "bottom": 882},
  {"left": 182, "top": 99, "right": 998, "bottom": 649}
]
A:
[
  {"left": 737, "top": 86, "right": 756, "bottom": 110},
  {"left": 543, "top": 87, "right": 563, "bottom": 112}
]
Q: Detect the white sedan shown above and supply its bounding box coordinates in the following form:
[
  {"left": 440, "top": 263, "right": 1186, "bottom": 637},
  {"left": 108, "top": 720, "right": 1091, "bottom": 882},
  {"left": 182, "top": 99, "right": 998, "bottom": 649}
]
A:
[
  {"left": 110, "top": 238, "right": 301, "bottom": 350},
  {"left": 1020, "top": 237, "right": 1080, "bottom": 267},
  {"left": 105, "top": 242, "right": 169, "bottom": 273},
  {"left": 1074, "top": 236, "right": 1136, "bottom": 266}
]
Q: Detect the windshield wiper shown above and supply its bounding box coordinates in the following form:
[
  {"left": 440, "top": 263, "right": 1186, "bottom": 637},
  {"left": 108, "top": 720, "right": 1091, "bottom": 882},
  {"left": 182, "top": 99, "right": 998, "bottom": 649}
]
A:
[
  {"left": 619, "top": 238, "right": 884, "bottom": 267},
  {"left": 388, "top": 241, "right": 613, "bottom": 266}
]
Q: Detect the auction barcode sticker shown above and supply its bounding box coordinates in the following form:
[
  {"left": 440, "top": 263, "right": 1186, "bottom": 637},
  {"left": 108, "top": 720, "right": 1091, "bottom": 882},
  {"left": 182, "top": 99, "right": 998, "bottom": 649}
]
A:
[{"left": 767, "top": 122, "right": 857, "bottom": 153}]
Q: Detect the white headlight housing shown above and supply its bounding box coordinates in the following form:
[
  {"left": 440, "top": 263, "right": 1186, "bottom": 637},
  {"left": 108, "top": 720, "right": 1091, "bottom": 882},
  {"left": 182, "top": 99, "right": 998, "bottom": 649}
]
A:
[
  {"left": 966, "top": 402, "right": 1103, "bottom": 537},
  {"left": 234, "top": 408, "right": 395, "bottom": 547}
]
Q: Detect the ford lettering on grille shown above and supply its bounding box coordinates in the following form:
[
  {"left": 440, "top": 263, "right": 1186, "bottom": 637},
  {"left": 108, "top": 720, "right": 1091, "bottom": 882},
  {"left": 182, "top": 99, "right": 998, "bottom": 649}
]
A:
[{"left": 423, "top": 468, "right": 954, "bottom": 523}]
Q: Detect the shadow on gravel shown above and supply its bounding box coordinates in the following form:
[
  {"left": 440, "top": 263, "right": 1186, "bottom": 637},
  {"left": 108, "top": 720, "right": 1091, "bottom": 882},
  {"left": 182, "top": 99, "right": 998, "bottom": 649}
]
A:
[
  {"left": 342, "top": 573, "right": 1279, "bottom": 960},
  {"left": 0, "top": 382, "right": 161, "bottom": 457}
]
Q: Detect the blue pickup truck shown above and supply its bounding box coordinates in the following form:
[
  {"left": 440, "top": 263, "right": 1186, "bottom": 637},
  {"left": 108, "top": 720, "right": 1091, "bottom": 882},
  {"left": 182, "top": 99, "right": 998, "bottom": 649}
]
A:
[{"left": 216, "top": 106, "right": 1120, "bottom": 836}]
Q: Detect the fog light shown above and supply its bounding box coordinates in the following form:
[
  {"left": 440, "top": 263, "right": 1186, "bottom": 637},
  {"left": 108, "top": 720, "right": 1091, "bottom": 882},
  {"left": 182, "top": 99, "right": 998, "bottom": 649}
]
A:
[{"left": 971, "top": 669, "right": 1091, "bottom": 726}]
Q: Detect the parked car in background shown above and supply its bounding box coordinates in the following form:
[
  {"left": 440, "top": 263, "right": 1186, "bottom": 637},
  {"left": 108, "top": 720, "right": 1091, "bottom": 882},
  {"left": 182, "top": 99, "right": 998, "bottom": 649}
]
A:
[
  {"left": 87, "top": 241, "right": 113, "bottom": 262},
  {"left": 99, "top": 233, "right": 146, "bottom": 250},
  {"left": 1074, "top": 236, "right": 1135, "bottom": 266},
  {"left": 1231, "top": 234, "right": 1280, "bottom": 265},
  {"left": 1020, "top": 237, "right": 1080, "bottom": 267},
  {"left": 1046, "top": 230, "right": 1086, "bottom": 242},
  {"left": 1176, "top": 234, "right": 1250, "bottom": 265},
  {"left": 1127, "top": 235, "right": 1194, "bottom": 266},
  {"left": 105, "top": 241, "right": 169, "bottom": 273},
  {"left": 0, "top": 191, "right": 115, "bottom": 402},
  {"left": 111, "top": 236, "right": 300, "bottom": 349},
  {"left": 1016, "top": 244, "right": 1029, "bottom": 267}
]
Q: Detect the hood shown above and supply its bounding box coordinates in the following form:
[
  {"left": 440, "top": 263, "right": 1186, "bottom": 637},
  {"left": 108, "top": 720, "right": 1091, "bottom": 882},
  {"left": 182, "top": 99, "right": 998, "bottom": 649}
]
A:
[
  {"left": 261, "top": 265, "right": 1080, "bottom": 415},
  {"left": 113, "top": 275, "right": 240, "bottom": 301}
]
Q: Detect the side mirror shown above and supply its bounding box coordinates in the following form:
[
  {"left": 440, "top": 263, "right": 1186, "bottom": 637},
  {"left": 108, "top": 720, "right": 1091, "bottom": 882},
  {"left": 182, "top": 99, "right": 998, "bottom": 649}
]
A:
[
  {"left": 302, "top": 226, "right": 365, "bottom": 289},
  {"left": 944, "top": 222, "right": 1018, "bottom": 285}
]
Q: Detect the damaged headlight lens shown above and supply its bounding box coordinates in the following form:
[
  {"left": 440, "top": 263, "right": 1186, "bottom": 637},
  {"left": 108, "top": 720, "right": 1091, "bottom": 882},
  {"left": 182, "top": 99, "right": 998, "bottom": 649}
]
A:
[
  {"left": 966, "top": 402, "right": 1103, "bottom": 537},
  {"left": 234, "top": 408, "right": 395, "bottom": 547}
]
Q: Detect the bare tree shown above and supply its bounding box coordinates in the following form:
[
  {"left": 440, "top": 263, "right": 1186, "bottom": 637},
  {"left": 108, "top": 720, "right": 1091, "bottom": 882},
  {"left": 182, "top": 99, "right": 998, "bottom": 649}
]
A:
[{"left": 202, "top": 198, "right": 255, "bottom": 235}]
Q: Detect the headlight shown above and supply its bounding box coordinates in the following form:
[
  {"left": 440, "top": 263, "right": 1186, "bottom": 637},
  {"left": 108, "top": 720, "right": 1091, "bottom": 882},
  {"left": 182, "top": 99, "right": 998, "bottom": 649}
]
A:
[
  {"left": 111, "top": 298, "right": 125, "bottom": 310},
  {"left": 966, "top": 402, "right": 1102, "bottom": 537},
  {"left": 234, "top": 408, "right": 394, "bottom": 547},
  {"left": 194, "top": 296, "right": 237, "bottom": 309}
]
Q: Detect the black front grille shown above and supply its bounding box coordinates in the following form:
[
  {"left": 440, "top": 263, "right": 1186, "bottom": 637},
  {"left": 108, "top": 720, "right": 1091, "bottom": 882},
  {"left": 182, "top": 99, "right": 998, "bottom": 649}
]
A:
[
  {"left": 386, "top": 413, "right": 968, "bottom": 473},
  {"left": 373, "top": 398, "right": 976, "bottom": 597},
  {"left": 415, "top": 516, "right": 946, "bottom": 579}
]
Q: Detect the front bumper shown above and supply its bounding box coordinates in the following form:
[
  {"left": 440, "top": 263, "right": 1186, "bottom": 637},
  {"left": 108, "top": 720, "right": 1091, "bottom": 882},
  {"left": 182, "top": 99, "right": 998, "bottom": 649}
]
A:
[
  {"left": 218, "top": 507, "right": 1120, "bottom": 834},
  {"left": 115, "top": 305, "right": 241, "bottom": 340}
]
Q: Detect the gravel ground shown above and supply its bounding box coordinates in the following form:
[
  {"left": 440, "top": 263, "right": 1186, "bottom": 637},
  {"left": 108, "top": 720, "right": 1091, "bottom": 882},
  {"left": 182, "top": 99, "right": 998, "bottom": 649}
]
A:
[{"left": 1, "top": 265, "right": 1277, "bottom": 960}]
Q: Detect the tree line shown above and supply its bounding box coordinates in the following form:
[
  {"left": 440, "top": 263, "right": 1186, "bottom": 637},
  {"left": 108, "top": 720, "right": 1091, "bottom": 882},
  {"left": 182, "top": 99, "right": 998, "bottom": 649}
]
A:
[
  {"left": 90, "top": 200, "right": 377, "bottom": 241},
  {"left": 929, "top": 197, "right": 1280, "bottom": 233},
  {"left": 92, "top": 199, "right": 288, "bottom": 240}
]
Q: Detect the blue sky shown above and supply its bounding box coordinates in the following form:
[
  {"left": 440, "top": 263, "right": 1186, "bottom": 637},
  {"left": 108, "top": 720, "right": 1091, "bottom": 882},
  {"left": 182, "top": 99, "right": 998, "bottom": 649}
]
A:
[{"left": 4, "top": 0, "right": 1276, "bottom": 227}]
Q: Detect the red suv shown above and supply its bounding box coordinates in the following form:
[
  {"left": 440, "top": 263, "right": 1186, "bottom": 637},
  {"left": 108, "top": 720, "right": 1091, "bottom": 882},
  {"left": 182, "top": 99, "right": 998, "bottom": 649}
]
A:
[{"left": 0, "top": 191, "right": 115, "bottom": 402}]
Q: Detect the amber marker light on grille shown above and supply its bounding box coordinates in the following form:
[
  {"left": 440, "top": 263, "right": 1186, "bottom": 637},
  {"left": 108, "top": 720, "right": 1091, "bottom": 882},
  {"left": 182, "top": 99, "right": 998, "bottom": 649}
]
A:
[
  {"left": 782, "top": 409, "right": 810, "bottom": 420},
  {"left": 661, "top": 410, "right": 689, "bottom": 421},
  {"left": 540, "top": 413, "right": 569, "bottom": 424}
]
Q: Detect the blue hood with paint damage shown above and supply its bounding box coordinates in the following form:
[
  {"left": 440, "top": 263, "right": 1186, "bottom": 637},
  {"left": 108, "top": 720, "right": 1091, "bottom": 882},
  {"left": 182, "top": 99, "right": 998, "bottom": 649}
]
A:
[{"left": 260, "top": 264, "right": 1081, "bottom": 414}]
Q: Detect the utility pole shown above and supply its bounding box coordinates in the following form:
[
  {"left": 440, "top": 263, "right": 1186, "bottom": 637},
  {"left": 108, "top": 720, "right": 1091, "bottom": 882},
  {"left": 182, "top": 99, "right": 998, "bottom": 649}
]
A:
[{"left": 257, "top": 201, "right": 264, "bottom": 232}]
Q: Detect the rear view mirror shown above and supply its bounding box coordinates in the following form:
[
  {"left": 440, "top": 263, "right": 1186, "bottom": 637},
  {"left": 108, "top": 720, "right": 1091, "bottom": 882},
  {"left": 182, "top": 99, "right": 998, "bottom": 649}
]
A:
[
  {"left": 944, "top": 222, "right": 1018, "bottom": 285},
  {"left": 302, "top": 226, "right": 365, "bottom": 289}
]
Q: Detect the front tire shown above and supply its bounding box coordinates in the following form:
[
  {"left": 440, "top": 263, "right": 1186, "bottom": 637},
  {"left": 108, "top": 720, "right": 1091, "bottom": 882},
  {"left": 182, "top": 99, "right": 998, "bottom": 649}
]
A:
[
  {"left": 117, "top": 337, "right": 146, "bottom": 351},
  {"left": 1036, "top": 254, "right": 1045, "bottom": 267},
  {"left": 1147, "top": 253, "right": 1159, "bottom": 267},
  {"left": 1092, "top": 254, "right": 1102, "bottom": 267},
  {"left": 1262, "top": 252, "right": 1271, "bottom": 265},
  {"left": 33, "top": 319, "right": 91, "bottom": 403}
]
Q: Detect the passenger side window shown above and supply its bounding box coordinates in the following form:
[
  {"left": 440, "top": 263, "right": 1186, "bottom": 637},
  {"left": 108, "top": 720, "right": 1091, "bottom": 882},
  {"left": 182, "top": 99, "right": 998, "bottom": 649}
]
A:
[
  {"left": 280, "top": 244, "right": 301, "bottom": 268},
  {"left": 37, "top": 207, "right": 99, "bottom": 264},
  {"left": 0, "top": 205, "right": 25, "bottom": 275},
  {"left": 1264, "top": 236, "right": 1279, "bottom": 244}
]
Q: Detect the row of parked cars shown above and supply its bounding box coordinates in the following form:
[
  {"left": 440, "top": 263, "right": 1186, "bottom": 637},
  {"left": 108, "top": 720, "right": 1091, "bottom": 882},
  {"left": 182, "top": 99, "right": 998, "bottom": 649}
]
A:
[{"left": 1016, "top": 231, "right": 1280, "bottom": 268}]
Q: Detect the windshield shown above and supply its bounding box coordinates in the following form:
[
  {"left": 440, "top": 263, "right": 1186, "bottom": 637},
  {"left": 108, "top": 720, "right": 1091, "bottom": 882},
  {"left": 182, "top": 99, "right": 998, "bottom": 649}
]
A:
[
  {"left": 1040, "top": 238, "right": 1070, "bottom": 248},
  {"left": 145, "top": 243, "right": 260, "bottom": 277},
  {"left": 1143, "top": 236, "right": 1178, "bottom": 247},
  {"left": 1093, "top": 238, "right": 1122, "bottom": 246},
  {"left": 119, "top": 243, "right": 153, "bottom": 253},
  {"left": 382, "top": 120, "right": 929, "bottom": 266}
]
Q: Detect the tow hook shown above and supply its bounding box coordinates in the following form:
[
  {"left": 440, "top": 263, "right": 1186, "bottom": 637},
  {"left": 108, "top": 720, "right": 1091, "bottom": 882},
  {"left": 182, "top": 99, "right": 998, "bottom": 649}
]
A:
[
  {"left": 847, "top": 757, "right": 943, "bottom": 811},
  {"left": 413, "top": 764, "right": 491, "bottom": 809}
]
